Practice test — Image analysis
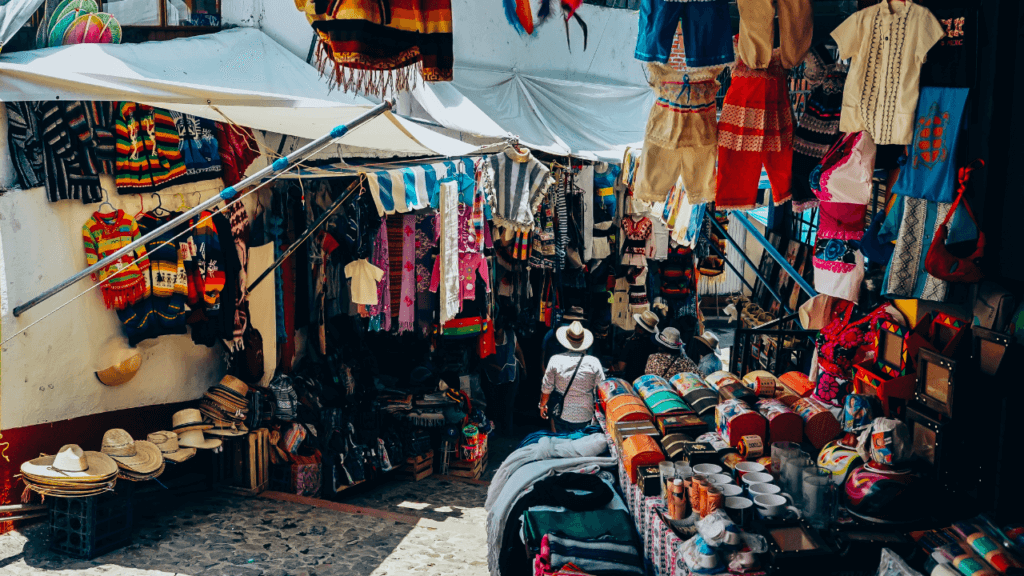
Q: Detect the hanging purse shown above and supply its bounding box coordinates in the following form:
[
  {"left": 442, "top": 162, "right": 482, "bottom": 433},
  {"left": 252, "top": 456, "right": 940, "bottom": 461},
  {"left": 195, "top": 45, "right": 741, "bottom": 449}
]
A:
[
  {"left": 924, "top": 160, "right": 985, "bottom": 283},
  {"left": 547, "top": 356, "right": 584, "bottom": 421}
]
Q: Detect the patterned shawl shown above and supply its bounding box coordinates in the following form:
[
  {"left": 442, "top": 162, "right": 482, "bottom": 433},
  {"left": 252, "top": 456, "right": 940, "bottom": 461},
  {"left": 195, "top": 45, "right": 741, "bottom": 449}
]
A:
[{"left": 296, "top": 0, "right": 454, "bottom": 97}]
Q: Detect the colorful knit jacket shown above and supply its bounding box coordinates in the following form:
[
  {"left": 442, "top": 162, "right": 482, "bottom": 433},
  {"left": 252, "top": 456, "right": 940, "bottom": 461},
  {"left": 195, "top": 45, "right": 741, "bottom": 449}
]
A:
[
  {"left": 129, "top": 214, "right": 191, "bottom": 342},
  {"left": 185, "top": 210, "right": 226, "bottom": 316},
  {"left": 82, "top": 210, "right": 150, "bottom": 310},
  {"left": 114, "top": 102, "right": 186, "bottom": 192}
]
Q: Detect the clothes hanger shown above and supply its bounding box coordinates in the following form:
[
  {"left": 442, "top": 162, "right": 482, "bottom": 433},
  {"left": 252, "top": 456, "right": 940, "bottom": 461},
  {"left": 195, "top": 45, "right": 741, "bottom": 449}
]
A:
[
  {"left": 150, "top": 193, "right": 169, "bottom": 217},
  {"left": 97, "top": 187, "right": 115, "bottom": 214},
  {"left": 136, "top": 193, "right": 158, "bottom": 220}
]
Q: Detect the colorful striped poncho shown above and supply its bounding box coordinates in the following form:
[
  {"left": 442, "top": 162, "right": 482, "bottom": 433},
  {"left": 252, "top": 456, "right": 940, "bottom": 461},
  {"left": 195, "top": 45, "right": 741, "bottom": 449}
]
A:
[
  {"left": 296, "top": 0, "right": 453, "bottom": 96},
  {"left": 83, "top": 210, "right": 150, "bottom": 310},
  {"left": 114, "top": 102, "right": 186, "bottom": 193}
]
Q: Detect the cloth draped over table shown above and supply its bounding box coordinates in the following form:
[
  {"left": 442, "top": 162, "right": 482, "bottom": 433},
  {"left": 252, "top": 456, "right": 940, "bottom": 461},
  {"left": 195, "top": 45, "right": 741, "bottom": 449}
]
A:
[{"left": 296, "top": 0, "right": 454, "bottom": 97}]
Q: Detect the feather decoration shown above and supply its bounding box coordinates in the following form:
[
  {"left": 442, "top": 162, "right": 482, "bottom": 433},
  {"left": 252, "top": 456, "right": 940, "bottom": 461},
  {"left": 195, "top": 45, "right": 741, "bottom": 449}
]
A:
[
  {"left": 503, "top": 0, "right": 535, "bottom": 34},
  {"left": 537, "top": 0, "right": 552, "bottom": 21},
  {"left": 562, "top": 0, "right": 583, "bottom": 20}
]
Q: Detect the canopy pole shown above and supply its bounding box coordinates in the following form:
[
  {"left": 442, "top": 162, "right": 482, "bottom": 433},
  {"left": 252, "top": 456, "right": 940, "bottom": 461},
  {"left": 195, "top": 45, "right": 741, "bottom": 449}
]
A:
[
  {"left": 247, "top": 177, "right": 361, "bottom": 292},
  {"left": 728, "top": 211, "right": 818, "bottom": 298},
  {"left": 12, "top": 101, "right": 393, "bottom": 318}
]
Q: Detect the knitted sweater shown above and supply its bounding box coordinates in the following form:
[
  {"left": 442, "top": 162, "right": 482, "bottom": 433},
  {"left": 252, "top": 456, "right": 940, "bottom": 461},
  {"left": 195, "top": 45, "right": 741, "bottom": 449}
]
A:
[
  {"left": 83, "top": 210, "right": 150, "bottom": 310},
  {"left": 39, "top": 101, "right": 103, "bottom": 203},
  {"left": 114, "top": 103, "right": 186, "bottom": 192},
  {"left": 485, "top": 147, "right": 553, "bottom": 231},
  {"left": 4, "top": 102, "right": 45, "bottom": 190},
  {"left": 186, "top": 210, "right": 226, "bottom": 316}
]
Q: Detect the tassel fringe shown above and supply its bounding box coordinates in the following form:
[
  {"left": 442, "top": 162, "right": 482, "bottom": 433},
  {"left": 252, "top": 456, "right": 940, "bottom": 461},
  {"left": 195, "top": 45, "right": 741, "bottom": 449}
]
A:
[{"left": 314, "top": 40, "right": 422, "bottom": 98}]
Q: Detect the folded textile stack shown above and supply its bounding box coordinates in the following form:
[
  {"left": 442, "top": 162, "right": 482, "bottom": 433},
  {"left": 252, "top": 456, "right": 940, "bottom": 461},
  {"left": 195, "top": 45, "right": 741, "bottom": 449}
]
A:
[
  {"left": 200, "top": 375, "right": 250, "bottom": 437},
  {"left": 632, "top": 375, "right": 690, "bottom": 415},
  {"left": 21, "top": 445, "right": 118, "bottom": 497},
  {"left": 534, "top": 534, "right": 644, "bottom": 576},
  {"left": 525, "top": 509, "right": 642, "bottom": 576}
]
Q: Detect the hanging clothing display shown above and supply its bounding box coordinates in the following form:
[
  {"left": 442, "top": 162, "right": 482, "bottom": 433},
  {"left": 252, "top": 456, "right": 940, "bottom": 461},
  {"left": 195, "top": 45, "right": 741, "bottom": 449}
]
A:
[
  {"left": 368, "top": 217, "right": 392, "bottom": 330},
  {"left": 628, "top": 267, "right": 650, "bottom": 315},
  {"left": 716, "top": 51, "right": 794, "bottom": 209},
  {"left": 169, "top": 112, "right": 223, "bottom": 183},
  {"left": 634, "top": 0, "right": 734, "bottom": 69},
  {"left": 736, "top": 0, "right": 813, "bottom": 69},
  {"left": 831, "top": 0, "right": 944, "bottom": 145},
  {"left": 437, "top": 179, "right": 460, "bottom": 324},
  {"left": 791, "top": 45, "right": 848, "bottom": 212},
  {"left": 296, "top": 0, "right": 454, "bottom": 96},
  {"left": 919, "top": 0, "right": 978, "bottom": 89},
  {"left": 593, "top": 163, "right": 620, "bottom": 217},
  {"left": 621, "top": 216, "right": 652, "bottom": 267},
  {"left": 889, "top": 87, "right": 970, "bottom": 203},
  {"left": 5, "top": 102, "right": 45, "bottom": 190},
  {"left": 214, "top": 122, "right": 260, "bottom": 187},
  {"left": 634, "top": 63, "right": 722, "bottom": 205},
  {"left": 345, "top": 259, "right": 384, "bottom": 306},
  {"left": 878, "top": 195, "right": 977, "bottom": 301},
  {"left": 38, "top": 101, "right": 107, "bottom": 203},
  {"left": 114, "top": 102, "right": 187, "bottom": 193},
  {"left": 133, "top": 213, "right": 190, "bottom": 343},
  {"left": 486, "top": 147, "right": 554, "bottom": 232},
  {"left": 82, "top": 209, "right": 150, "bottom": 310},
  {"left": 398, "top": 214, "right": 417, "bottom": 333},
  {"left": 225, "top": 200, "right": 251, "bottom": 349}
]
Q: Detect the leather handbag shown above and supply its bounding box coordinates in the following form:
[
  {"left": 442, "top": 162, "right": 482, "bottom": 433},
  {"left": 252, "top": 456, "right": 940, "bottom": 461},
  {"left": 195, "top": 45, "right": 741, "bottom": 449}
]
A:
[
  {"left": 547, "top": 357, "right": 583, "bottom": 420},
  {"left": 925, "top": 160, "right": 985, "bottom": 283}
]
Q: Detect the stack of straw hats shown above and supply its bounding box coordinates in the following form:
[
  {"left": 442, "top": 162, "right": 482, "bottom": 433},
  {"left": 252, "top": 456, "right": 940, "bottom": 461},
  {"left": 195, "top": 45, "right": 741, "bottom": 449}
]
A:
[
  {"left": 172, "top": 408, "right": 222, "bottom": 450},
  {"left": 147, "top": 431, "right": 197, "bottom": 463},
  {"left": 21, "top": 445, "right": 118, "bottom": 497},
  {"left": 200, "top": 376, "right": 250, "bottom": 437},
  {"left": 101, "top": 429, "right": 164, "bottom": 481}
]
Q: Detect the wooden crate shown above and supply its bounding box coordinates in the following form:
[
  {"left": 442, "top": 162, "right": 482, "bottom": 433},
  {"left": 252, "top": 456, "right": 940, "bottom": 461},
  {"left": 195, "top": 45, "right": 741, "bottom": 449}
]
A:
[
  {"left": 216, "top": 429, "right": 270, "bottom": 496},
  {"left": 448, "top": 453, "right": 488, "bottom": 479},
  {"left": 398, "top": 451, "right": 434, "bottom": 482}
]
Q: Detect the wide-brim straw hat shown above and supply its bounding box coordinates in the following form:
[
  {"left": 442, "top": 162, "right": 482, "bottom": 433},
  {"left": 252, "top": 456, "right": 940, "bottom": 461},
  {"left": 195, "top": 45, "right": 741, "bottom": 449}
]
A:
[
  {"left": 100, "top": 429, "right": 163, "bottom": 474},
  {"left": 21, "top": 445, "right": 118, "bottom": 481},
  {"left": 633, "top": 310, "right": 660, "bottom": 334},
  {"left": 119, "top": 461, "right": 165, "bottom": 482},
  {"left": 214, "top": 375, "right": 250, "bottom": 401},
  {"left": 206, "top": 425, "right": 248, "bottom": 438},
  {"left": 694, "top": 331, "right": 721, "bottom": 352},
  {"left": 556, "top": 321, "right": 594, "bottom": 352},
  {"left": 173, "top": 408, "right": 213, "bottom": 433},
  {"left": 177, "top": 429, "right": 222, "bottom": 450},
  {"left": 656, "top": 327, "right": 683, "bottom": 350},
  {"left": 147, "top": 431, "right": 197, "bottom": 463}
]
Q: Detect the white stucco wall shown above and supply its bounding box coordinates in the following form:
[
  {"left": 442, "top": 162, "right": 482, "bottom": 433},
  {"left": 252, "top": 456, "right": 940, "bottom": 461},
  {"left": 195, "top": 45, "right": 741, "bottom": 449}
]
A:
[
  {"left": 0, "top": 175, "right": 229, "bottom": 430},
  {"left": 225, "top": 0, "right": 646, "bottom": 86}
]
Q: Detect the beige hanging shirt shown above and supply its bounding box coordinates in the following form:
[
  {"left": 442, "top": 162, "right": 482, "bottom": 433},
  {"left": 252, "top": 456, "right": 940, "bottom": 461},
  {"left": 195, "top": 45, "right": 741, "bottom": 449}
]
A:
[
  {"left": 832, "top": 0, "right": 944, "bottom": 145},
  {"left": 344, "top": 259, "right": 384, "bottom": 306}
]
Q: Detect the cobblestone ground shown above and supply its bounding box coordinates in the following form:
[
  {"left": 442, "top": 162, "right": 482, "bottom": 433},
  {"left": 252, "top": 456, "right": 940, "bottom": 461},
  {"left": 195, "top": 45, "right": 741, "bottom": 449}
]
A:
[{"left": 0, "top": 472, "right": 494, "bottom": 576}]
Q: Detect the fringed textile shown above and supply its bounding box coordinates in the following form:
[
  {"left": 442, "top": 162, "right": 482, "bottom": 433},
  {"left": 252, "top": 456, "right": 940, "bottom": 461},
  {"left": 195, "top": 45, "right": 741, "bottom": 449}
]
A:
[{"left": 297, "top": 0, "right": 454, "bottom": 97}]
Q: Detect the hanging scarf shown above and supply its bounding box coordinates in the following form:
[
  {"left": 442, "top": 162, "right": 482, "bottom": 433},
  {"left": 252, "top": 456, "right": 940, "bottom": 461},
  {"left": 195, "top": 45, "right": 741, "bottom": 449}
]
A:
[
  {"left": 368, "top": 217, "right": 391, "bottom": 331},
  {"left": 439, "top": 179, "right": 460, "bottom": 324},
  {"left": 387, "top": 217, "right": 405, "bottom": 316},
  {"left": 225, "top": 200, "right": 250, "bottom": 350},
  {"left": 296, "top": 0, "right": 454, "bottom": 98},
  {"left": 399, "top": 215, "right": 417, "bottom": 333}
]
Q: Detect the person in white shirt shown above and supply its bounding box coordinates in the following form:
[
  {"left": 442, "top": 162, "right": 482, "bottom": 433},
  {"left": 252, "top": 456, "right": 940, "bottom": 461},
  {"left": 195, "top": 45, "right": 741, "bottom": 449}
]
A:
[{"left": 539, "top": 321, "right": 606, "bottom": 433}]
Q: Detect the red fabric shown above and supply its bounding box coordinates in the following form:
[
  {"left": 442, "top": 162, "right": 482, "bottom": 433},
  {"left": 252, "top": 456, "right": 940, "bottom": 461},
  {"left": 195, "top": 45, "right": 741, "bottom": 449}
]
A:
[
  {"left": 214, "top": 123, "right": 260, "bottom": 186},
  {"left": 818, "top": 202, "right": 868, "bottom": 241},
  {"left": 716, "top": 147, "right": 793, "bottom": 209},
  {"left": 716, "top": 53, "right": 793, "bottom": 209},
  {"left": 387, "top": 218, "right": 405, "bottom": 315}
]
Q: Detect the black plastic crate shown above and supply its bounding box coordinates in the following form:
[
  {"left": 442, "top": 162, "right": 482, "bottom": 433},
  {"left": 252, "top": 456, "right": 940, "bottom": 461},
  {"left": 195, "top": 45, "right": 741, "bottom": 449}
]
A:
[
  {"left": 269, "top": 464, "right": 291, "bottom": 493},
  {"left": 48, "top": 484, "right": 133, "bottom": 559}
]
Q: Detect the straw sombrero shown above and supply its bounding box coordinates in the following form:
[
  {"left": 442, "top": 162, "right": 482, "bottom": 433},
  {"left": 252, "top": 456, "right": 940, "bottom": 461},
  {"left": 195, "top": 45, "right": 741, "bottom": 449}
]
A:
[
  {"left": 21, "top": 445, "right": 117, "bottom": 481},
  {"left": 177, "top": 429, "right": 222, "bottom": 450},
  {"left": 100, "top": 429, "right": 163, "bottom": 474},
  {"left": 556, "top": 321, "right": 594, "bottom": 352},
  {"left": 147, "top": 431, "right": 196, "bottom": 464},
  {"left": 173, "top": 408, "right": 213, "bottom": 433}
]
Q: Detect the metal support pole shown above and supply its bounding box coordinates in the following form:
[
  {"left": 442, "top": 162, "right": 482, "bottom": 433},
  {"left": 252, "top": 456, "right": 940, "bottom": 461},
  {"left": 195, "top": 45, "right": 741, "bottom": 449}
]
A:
[
  {"left": 701, "top": 227, "right": 792, "bottom": 315},
  {"left": 728, "top": 212, "right": 818, "bottom": 298},
  {"left": 248, "top": 178, "right": 361, "bottom": 292},
  {"left": 13, "top": 101, "right": 393, "bottom": 317}
]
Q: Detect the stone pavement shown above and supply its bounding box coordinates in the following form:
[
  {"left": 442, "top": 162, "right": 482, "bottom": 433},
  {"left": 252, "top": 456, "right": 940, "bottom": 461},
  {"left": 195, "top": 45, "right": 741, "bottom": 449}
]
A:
[{"left": 0, "top": 472, "right": 494, "bottom": 576}]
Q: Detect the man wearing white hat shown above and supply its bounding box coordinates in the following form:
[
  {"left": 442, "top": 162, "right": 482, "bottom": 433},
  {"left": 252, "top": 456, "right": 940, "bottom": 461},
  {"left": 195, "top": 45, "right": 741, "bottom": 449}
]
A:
[{"left": 539, "top": 321, "right": 605, "bottom": 433}]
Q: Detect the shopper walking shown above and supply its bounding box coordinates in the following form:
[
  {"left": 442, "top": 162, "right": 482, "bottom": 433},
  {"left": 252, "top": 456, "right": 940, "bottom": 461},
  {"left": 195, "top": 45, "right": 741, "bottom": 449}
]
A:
[
  {"left": 645, "top": 327, "right": 698, "bottom": 379},
  {"left": 613, "top": 310, "right": 660, "bottom": 382},
  {"left": 688, "top": 330, "right": 723, "bottom": 377},
  {"left": 539, "top": 321, "right": 605, "bottom": 433}
]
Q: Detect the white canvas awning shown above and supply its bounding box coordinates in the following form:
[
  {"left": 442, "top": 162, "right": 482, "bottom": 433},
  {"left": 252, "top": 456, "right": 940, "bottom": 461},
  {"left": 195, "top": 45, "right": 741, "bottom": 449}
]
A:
[
  {"left": 0, "top": 28, "right": 500, "bottom": 158},
  {"left": 410, "top": 65, "right": 653, "bottom": 163}
]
